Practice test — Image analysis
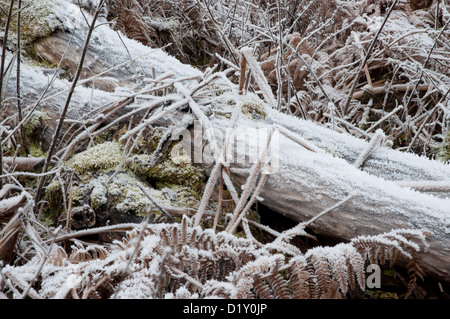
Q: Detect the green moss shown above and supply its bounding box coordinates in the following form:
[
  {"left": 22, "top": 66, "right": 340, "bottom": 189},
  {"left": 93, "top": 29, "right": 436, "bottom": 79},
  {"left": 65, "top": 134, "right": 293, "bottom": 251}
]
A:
[
  {"left": 27, "top": 51, "right": 59, "bottom": 69},
  {"left": 382, "top": 268, "right": 396, "bottom": 277},
  {"left": 66, "top": 141, "right": 124, "bottom": 174},
  {"left": 137, "top": 128, "right": 165, "bottom": 155},
  {"left": 29, "top": 142, "right": 46, "bottom": 157},
  {"left": 0, "top": 0, "right": 62, "bottom": 47},
  {"left": 364, "top": 290, "right": 399, "bottom": 299},
  {"left": 23, "top": 111, "right": 50, "bottom": 138},
  {"left": 156, "top": 183, "right": 201, "bottom": 208},
  {"left": 59, "top": 126, "right": 206, "bottom": 221},
  {"left": 45, "top": 178, "right": 63, "bottom": 215},
  {"left": 70, "top": 185, "right": 84, "bottom": 204},
  {"left": 127, "top": 155, "right": 205, "bottom": 192},
  {"left": 434, "top": 131, "right": 450, "bottom": 164}
]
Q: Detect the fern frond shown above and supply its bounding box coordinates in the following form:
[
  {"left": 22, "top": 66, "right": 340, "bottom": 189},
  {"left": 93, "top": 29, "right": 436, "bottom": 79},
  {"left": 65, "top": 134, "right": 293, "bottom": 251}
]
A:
[
  {"left": 269, "top": 272, "right": 291, "bottom": 299},
  {"left": 326, "top": 244, "right": 351, "bottom": 295},
  {"left": 306, "top": 248, "right": 332, "bottom": 298},
  {"left": 253, "top": 275, "right": 274, "bottom": 299},
  {"left": 47, "top": 246, "right": 68, "bottom": 267},
  {"left": 351, "top": 229, "right": 427, "bottom": 267},
  {"left": 3, "top": 270, "right": 41, "bottom": 299},
  {"left": 231, "top": 255, "right": 278, "bottom": 298},
  {"left": 288, "top": 256, "right": 312, "bottom": 299},
  {"left": 69, "top": 245, "right": 108, "bottom": 264},
  {"left": 405, "top": 257, "right": 427, "bottom": 298}
]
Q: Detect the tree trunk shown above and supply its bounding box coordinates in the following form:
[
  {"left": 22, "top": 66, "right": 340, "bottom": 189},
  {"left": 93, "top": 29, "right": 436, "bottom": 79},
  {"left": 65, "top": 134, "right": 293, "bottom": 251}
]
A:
[{"left": 207, "top": 109, "right": 450, "bottom": 281}]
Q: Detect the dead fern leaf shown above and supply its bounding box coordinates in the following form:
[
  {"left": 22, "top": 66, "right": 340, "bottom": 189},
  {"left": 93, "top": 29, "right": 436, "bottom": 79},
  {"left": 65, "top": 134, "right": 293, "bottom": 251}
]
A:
[
  {"left": 69, "top": 245, "right": 109, "bottom": 264},
  {"left": 288, "top": 256, "right": 313, "bottom": 299}
]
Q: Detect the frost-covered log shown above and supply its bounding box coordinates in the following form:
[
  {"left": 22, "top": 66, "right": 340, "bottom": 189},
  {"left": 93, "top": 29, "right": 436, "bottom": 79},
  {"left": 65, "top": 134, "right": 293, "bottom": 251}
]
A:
[
  {"left": 1, "top": 0, "right": 200, "bottom": 108},
  {"left": 1, "top": 0, "right": 449, "bottom": 284},
  {"left": 32, "top": 21, "right": 201, "bottom": 92},
  {"left": 206, "top": 103, "right": 450, "bottom": 280},
  {"left": 0, "top": 0, "right": 201, "bottom": 150}
]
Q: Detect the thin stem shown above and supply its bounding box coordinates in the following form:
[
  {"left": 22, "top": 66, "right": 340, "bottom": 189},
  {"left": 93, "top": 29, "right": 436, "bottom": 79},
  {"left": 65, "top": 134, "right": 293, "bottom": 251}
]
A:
[
  {"left": 16, "top": 0, "right": 26, "bottom": 153},
  {"left": 227, "top": 173, "right": 267, "bottom": 234},
  {"left": 212, "top": 169, "right": 223, "bottom": 232},
  {"left": 303, "top": 194, "right": 354, "bottom": 227},
  {"left": 403, "top": 18, "right": 450, "bottom": 114},
  {"left": 0, "top": 0, "right": 15, "bottom": 108},
  {"left": 0, "top": 0, "right": 16, "bottom": 189},
  {"left": 225, "top": 128, "right": 275, "bottom": 232},
  {"left": 275, "top": 0, "right": 283, "bottom": 110}
]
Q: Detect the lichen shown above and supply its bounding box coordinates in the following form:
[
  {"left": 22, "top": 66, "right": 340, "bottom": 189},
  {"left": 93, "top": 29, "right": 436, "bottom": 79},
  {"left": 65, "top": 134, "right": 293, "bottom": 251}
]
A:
[
  {"left": 127, "top": 155, "right": 205, "bottom": 192},
  {"left": 210, "top": 94, "right": 268, "bottom": 121},
  {"left": 107, "top": 173, "right": 153, "bottom": 216},
  {"left": 66, "top": 141, "right": 124, "bottom": 174},
  {"left": 241, "top": 98, "right": 267, "bottom": 121}
]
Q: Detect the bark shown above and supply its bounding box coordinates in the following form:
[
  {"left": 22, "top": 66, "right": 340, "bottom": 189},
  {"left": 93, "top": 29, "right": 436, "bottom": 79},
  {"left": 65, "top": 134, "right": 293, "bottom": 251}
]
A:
[
  {"left": 34, "top": 31, "right": 132, "bottom": 92},
  {"left": 2, "top": 157, "right": 45, "bottom": 172},
  {"left": 208, "top": 109, "right": 450, "bottom": 281}
]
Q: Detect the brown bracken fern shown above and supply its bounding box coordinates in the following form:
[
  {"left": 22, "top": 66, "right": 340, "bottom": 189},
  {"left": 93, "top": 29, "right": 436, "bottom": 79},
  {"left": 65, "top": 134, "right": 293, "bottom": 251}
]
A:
[{"left": 1, "top": 214, "right": 429, "bottom": 299}]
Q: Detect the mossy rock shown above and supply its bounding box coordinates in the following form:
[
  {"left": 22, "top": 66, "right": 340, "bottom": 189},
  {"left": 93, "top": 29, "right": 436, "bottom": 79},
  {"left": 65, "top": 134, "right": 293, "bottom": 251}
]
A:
[
  {"left": 47, "top": 129, "right": 206, "bottom": 228},
  {"left": 77, "top": 171, "right": 202, "bottom": 222},
  {"left": 90, "top": 172, "right": 154, "bottom": 217},
  {"left": 127, "top": 154, "right": 205, "bottom": 192},
  {"left": 0, "top": 0, "right": 63, "bottom": 48},
  {"left": 66, "top": 141, "right": 124, "bottom": 175}
]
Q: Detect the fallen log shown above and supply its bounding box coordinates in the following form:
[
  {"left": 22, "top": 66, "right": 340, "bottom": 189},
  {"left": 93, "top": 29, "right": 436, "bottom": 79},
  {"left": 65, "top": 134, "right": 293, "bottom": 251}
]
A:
[
  {"left": 32, "top": 10, "right": 201, "bottom": 93},
  {"left": 2, "top": 55, "right": 449, "bottom": 282},
  {"left": 205, "top": 106, "right": 450, "bottom": 281},
  {"left": 0, "top": 0, "right": 448, "bottom": 284},
  {"left": 2, "top": 157, "right": 45, "bottom": 172},
  {"left": 0, "top": 0, "right": 201, "bottom": 154}
]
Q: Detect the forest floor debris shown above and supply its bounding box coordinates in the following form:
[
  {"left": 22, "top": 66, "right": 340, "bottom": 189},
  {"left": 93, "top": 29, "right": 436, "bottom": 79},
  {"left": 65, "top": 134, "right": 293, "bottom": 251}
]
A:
[{"left": 0, "top": 0, "right": 449, "bottom": 299}]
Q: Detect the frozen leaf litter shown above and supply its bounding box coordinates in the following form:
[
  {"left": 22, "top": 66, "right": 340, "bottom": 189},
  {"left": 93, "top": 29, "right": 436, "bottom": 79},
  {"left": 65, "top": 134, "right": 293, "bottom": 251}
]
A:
[{"left": 0, "top": 0, "right": 449, "bottom": 299}]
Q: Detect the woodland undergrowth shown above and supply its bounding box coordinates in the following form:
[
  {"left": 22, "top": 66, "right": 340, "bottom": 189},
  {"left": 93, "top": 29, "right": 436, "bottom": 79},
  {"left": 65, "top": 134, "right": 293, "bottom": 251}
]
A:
[
  {"left": 105, "top": 0, "right": 450, "bottom": 159},
  {"left": 0, "top": 0, "right": 448, "bottom": 299}
]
